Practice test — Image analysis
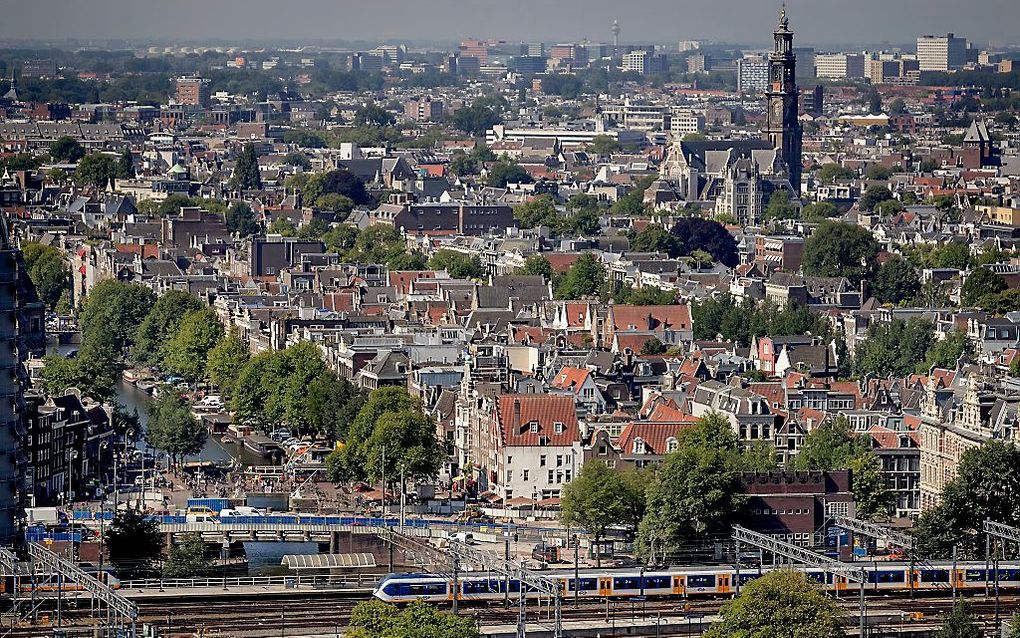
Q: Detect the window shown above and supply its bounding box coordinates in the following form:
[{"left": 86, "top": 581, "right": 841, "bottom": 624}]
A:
[
  {"left": 556, "top": 455, "right": 563, "bottom": 467},
  {"left": 633, "top": 437, "right": 646, "bottom": 454},
  {"left": 523, "top": 469, "right": 529, "bottom": 481},
  {"left": 666, "top": 437, "right": 678, "bottom": 452},
  {"left": 506, "top": 470, "right": 512, "bottom": 482},
  {"left": 540, "top": 455, "right": 546, "bottom": 467},
  {"left": 547, "top": 470, "right": 554, "bottom": 483},
  {"left": 554, "top": 422, "right": 564, "bottom": 434},
  {"left": 530, "top": 422, "right": 539, "bottom": 433},
  {"left": 507, "top": 456, "right": 512, "bottom": 465}
]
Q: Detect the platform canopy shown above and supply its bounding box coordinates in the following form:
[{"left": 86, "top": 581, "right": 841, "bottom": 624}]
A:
[{"left": 281, "top": 552, "right": 377, "bottom": 570}]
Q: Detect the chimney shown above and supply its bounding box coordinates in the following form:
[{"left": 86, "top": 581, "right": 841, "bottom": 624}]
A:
[{"left": 512, "top": 398, "right": 522, "bottom": 429}]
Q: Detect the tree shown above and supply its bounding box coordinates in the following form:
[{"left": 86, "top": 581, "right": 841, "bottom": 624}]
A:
[
  {"left": 40, "top": 332, "right": 122, "bottom": 402},
  {"left": 80, "top": 280, "right": 156, "bottom": 355},
  {"left": 854, "top": 318, "right": 935, "bottom": 379},
  {"left": 670, "top": 218, "right": 738, "bottom": 267},
  {"left": 362, "top": 410, "right": 444, "bottom": 484},
  {"left": 629, "top": 225, "right": 682, "bottom": 257},
  {"left": 485, "top": 160, "right": 532, "bottom": 188},
  {"left": 932, "top": 602, "right": 983, "bottom": 638},
  {"left": 233, "top": 142, "right": 262, "bottom": 190},
  {"left": 327, "top": 387, "right": 422, "bottom": 483},
  {"left": 816, "top": 164, "right": 854, "bottom": 183},
  {"left": 860, "top": 186, "right": 894, "bottom": 211},
  {"left": 146, "top": 391, "right": 207, "bottom": 466},
  {"left": 873, "top": 255, "right": 920, "bottom": 304},
  {"left": 560, "top": 461, "right": 626, "bottom": 567},
  {"left": 161, "top": 308, "right": 225, "bottom": 382},
  {"left": 638, "top": 412, "right": 747, "bottom": 562},
  {"left": 73, "top": 153, "right": 120, "bottom": 189},
  {"left": 641, "top": 337, "right": 666, "bottom": 354},
  {"left": 49, "top": 136, "right": 84, "bottom": 163},
  {"left": 162, "top": 533, "right": 212, "bottom": 578},
  {"left": 865, "top": 164, "right": 893, "bottom": 180},
  {"left": 790, "top": 417, "right": 892, "bottom": 520},
  {"left": 448, "top": 151, "right": 479, "bottom": 176},
  {"left": 514, "top": 195, "right": 559, "bottom": 229},
  {"left": 283, "top": 151, "right": 312, "bottom": 170},
  {"left": 962, "top": 267, "right": 1008, "bottom": 307},
  {"left": 451, "top": 98, "right": 503, "bottom": 136},
  {"left": 106, "top": 509, "right": 164, "bottom": 579},
  {"left": 919, "top": 330, "right": 971, "bottom": 373},
  {"left": 428, "top": 250, "right": 485, "bottom": 279},
  {"left": 618, "top": 467, "right": 652, "bottom": 531},
  {"left": 519, "top": 254, "right": 553, "bottom": 279},
  {"left": 117, "top": 147, "right": 134, "bottom": 179},
  {"left": 348, "top": 600, "right": 478, "bottom": 638},
  {"left": 589, "top": 135, "right": 622, "bottom": 157},
  {"left": 225, "top": 202, "right": 261, "bottom": 237},
  {"left": 306, "top": 169, "right": 371, "bottom": 206},
  {"left": 21, "top": 242, "right": 68, "bottom": 309},
  {"left": 132, "top": 290, "right": 204, "bottom": 366},
  {"left": 354, "top": 103, "right": 395, "bottom": 127},
  {"left": 703, "top": 570, "right": 846, "bottom": 638},
  {"left": 268, "top": 218, "right": 297, "bottom": 236},
  {"left": 802, "top": 221, "right": 880, "bottom": 285},
  {"left": 764, "top": 189, "right": 798, "bottom": 221},
  {"left": 888, "top": 98, "right": 907, "bottom": 115},
  {"left": 913, "top": 440, "right": 1020, "bottom": 558},
  {"left": 930, "top": 241, "right": 971, "bottom": 269},
  {"left": 305, "top": 372, "right": 366, "bottom": 441},
  {"left": 555, "top": 253, "right": 604, "bottom": 299},
  {"left": 205, "top": 328, "right": 251, "bottom": 398}
]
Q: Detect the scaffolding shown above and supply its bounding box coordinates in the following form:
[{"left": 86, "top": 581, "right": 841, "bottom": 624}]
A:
[
  {"left": 983, "top": 519, "right": 1020, "bottom": 632},
  {"left": 831, "top": 515, "right": 918, "bottom": 599},
  {"left": 23, "top": 542, "right": 138, "bottom": 635},
  {"left": 387, "top": 530, "right": 562, "bottom": 638},
  {"left": 732, "top": 526, "right": 868, "bottom": 638}
]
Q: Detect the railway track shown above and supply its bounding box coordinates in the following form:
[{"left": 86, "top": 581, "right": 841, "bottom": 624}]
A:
[{"left": 6, "top": 590, "right": 1020, "bottom": 637}]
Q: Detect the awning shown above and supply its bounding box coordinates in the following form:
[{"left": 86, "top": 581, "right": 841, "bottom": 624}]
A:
[{"left": 281, "top": 553, "right": 377, "bottom": 570}]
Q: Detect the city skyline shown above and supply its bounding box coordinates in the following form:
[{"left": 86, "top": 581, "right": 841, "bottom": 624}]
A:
[{"left": 0, "top": 0, "right": 1018, "bottom": 48}]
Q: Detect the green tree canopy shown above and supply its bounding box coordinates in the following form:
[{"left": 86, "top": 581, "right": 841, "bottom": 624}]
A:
[
  {"left": 80, "top": 280, "right": 156, "bottom": 355},
  {"left": 816, "top": 164, "right": 855, "bottom": 183},
  {"left": 162, "top": 533, "right": 212, "bottom": 578},
  {"left": 49, "top": 136, "right": 85, "bottom": 163},
  {"left": 225, "top": 202, "right": 261, "bottom": 237},
  {"left": 513, "top": 195, "right": 559, "bottom": 229},
  {"left": 962, "top": 267, "right": 1008, "bottom": 307},
  {"left": 638, "top": 412, "right": 748, "bottom": 562},
  {"left": 703, "top": 570, "right": 846, "bottom": 638},
  {"left": 132, "top": 290, "right": 204, "bottom": 366},
  {"left": 764, "top": 189, "right": 798, "bottom": 222},
  {"left": 21, "top": 242, "right": 69, "bottom": 309},
  {"left": 789, "top": 417, "right": 892, "bottom": 520},
  {"left": 669, "top": 217, "right": 738, "bottom": 267},
  {"left": 554, "top": 253, "right": 604, "bottom": 299},
  {"left": 161, "top": 308, "right": 225, "bottom": 382},
  {"left": 427, "top": 250, "right": 485, "bottom": 279},
  {"left": 347, "top": 600, "right": 478, "bottom": 638},
  {"left": 802, "top": 221, "right": 880, "bottom": 285},
  {"left": 451, "top": 97, "right": 504, "bottom": 136},
  {"left": 519, "top": 254, "right": 553, "bottom": 279},
  {"left": 873, "top": 255, "right": 920, "bottom": 305},
  {"left": 854, "top": 318, "right": 935, "bottom": 378},
  {"left": 560, "top": 461, "right": 627, "bottom": 566},
  {"left": 485, "top": 159, "right": 532, "bottom": 188},
  {"left": 106, "top": 509, "right": 164, "bottom": 579},
  {"left": 73, "top": 153, "right": 120, "bottom": 189},
  {"left": 205, "top": 328, "right": 251, "bottom": 398},
  {"left": 932, "top": 602, "right": 983, "bottom": 638},
  {"left": 913, "top": 440, "right": 1020, "bottom": 558},
  {"left": 801, "top": 201, "right": 839, "bottom": 222},
  {"left": 326, "top": 386, "right": 421, "bottom": 483},
  {"left": 232, "top": 142, "right": 263, "bottom": 190},
  {"left": 860, "top": 185, "right": 894, "bottom": 211},
  {"left": 146, "top": 391, "right": 207, "bottom": 466}
]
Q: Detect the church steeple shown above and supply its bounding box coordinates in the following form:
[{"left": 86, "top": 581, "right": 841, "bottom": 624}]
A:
[{"left": 764, "top": 3, "right": 802, "bottom": 193}]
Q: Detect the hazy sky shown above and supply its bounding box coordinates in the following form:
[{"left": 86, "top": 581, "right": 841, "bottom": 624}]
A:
[{"left": 0, "top": 0, "right": 1016, "bottom": 47}]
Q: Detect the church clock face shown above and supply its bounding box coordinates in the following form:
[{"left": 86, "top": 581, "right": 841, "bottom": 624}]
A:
[{"left": 773, "top": 101, "right": 784, "bottom": 122}]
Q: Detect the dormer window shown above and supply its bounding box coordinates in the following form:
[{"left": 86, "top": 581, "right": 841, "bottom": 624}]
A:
[
  {"left": 554, "top": 421, "right": 564, "bottom": 434},
  {"left": 633, "top": 437, "right": 646, "bottom": 454},
  {"left": 666, "top": 437, "right": 679, "bottom": 453},
  {"left": 530, "top": 421, "right": 539, "bottom": 433}
]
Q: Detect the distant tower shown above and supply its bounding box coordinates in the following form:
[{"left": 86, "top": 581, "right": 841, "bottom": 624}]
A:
[
  {"left": 611, "top": 20, "right": 621, "bottom": 49},
  {"left": 2, "top": 70, "right": 17, "bottom": 102},
  {"left": 764, "top": 4, "right": 803, "bottom": 193},
  {"left": 0, "top": 214, "right": 27, "bottom": 544}
]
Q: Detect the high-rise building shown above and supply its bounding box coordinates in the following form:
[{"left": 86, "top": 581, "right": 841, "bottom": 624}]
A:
[
  {"left": 404, "top": 97, "right": 444, "bottom": 122},
  {"left": 687, "top": 53, "right": 711, "bottom": 74},
  {"left": 737, "top": 56, "right": 770, "bottom": 93},
  {"left": 459, "top": 39, "right": 490, "bottom": 64},
  {"left": 917, "top": 33, "right": 968, "bottom": 71},
  {"left": 175, "top": 76, "right": 210, "bottom": 107},
  {"left": 815, "top": 53, "right": 865, "bottom": 79},
  {"left": 764, "top": 6, "right": 803, "bottom": 193},
  {"left": 622, "top": 50, "right": 667, "bottom": 76}
]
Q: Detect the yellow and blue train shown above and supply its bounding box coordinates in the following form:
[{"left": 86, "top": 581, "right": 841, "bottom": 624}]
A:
[{"left": 374, "top": 561, "right": 1020, "bottom": 603}]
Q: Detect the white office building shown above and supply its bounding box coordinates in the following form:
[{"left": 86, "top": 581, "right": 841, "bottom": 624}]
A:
[
  {"left": 917, "top": 33, "right": 968, "bottom": 71},
  {"left": 815, "top": 53, "right": 865, "bottom": 79}
]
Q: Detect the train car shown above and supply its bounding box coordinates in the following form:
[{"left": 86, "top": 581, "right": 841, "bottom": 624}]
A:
[{"left": 373, "top": 561, "right": 1020, "bottom": 604}]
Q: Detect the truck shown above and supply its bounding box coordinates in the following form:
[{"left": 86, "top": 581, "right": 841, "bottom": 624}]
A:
[{"left": 185, "top": 498, "right": 230, "bottom": 515}]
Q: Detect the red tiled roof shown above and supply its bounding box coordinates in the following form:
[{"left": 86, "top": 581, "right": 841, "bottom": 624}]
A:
[
  {"left": 564, "top": 302, "right": 589, "bottom": 328},
  {"left": 498, "top": 395, "right": 579, "bottom": 447},
  {"left": 646, "top": 402, "right": 695, "bottom": 423},
  {"left": 611, "top": 305, "right": 691, "bottom": 332},
  {"left": 618, "top": 422, "right": 694, "bottom": 455},
  {"left": 550, "top": 367, "right": 591, "bottom": 391},
  {"left": 389, "top": 270, "right": 436, "bottom": 295},
  {"left": 544, "top": 253, "right": 581, "bottom": 273}
]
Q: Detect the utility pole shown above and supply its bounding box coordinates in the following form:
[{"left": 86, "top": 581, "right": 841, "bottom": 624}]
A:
[
  {"left": 573, "top": 535, "right": 580, "bottom": 607},
  {"left": 452, "top": 557, "right": 460, "bottom": 615},
  {"left": 399, "top": 464, "right": 406, "bottom": 533}
]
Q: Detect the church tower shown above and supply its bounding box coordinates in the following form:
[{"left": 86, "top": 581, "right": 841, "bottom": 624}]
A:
[{"left": 764, "top": 5, "right": 802, "bottom": 193}]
